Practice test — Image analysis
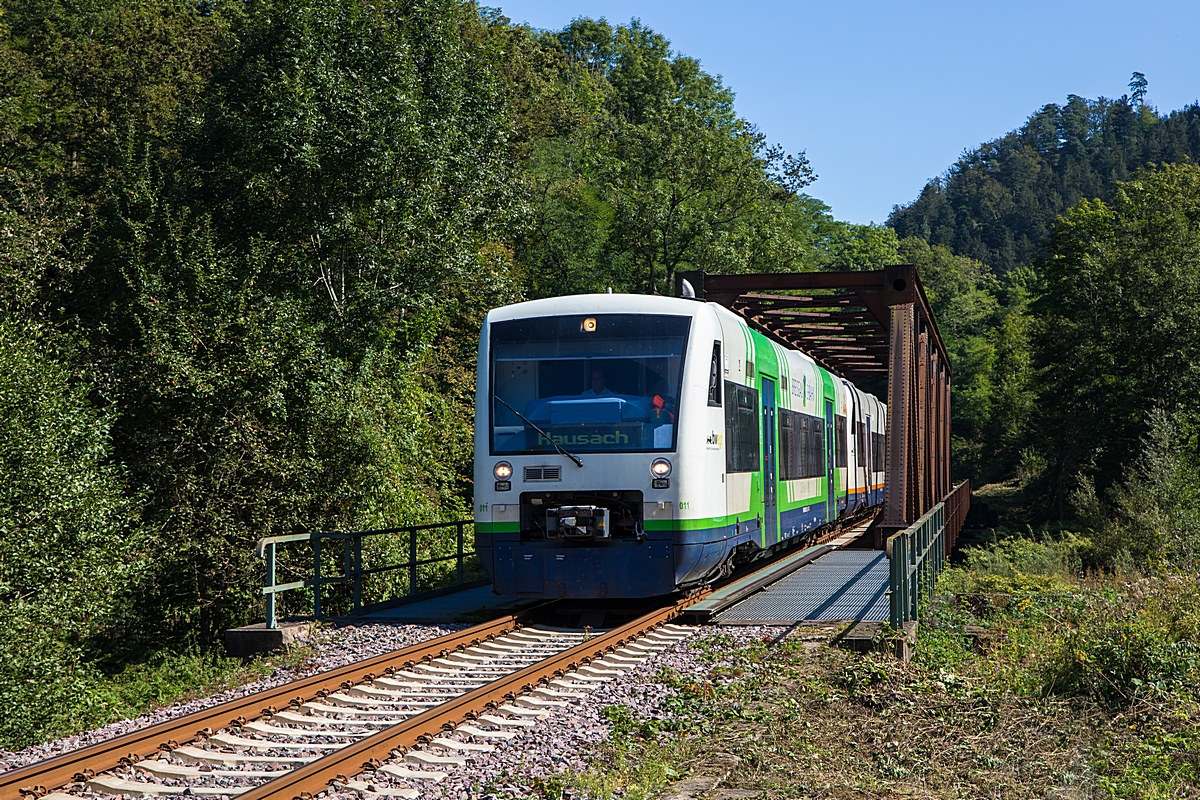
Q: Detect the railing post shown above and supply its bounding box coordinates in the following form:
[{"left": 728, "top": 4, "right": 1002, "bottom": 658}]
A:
[
  {"left": 353, "top": 533, "right": 362, "bottom": 615},
  {"left": 908, "top": 528, "right": 918, "bottom": 623},
  {"left": 938, "top": 505, "right": 945, "bottom": 575},
  {"left": 408, "top": 528, "right": 418, "bottom": 596},
  {"left": 456, "top": 522, "right": 465, "bottom": 586},
  {"left": 939, "top": 513, "right": 946, "bottom": 575},
  {"left": 889, "top": 534, "right": 903, "bottom": 629},
  {"left": 917, "top": 523, "right": 925, "bottom": 613},
  {"left": 265, "top": 541, "right": 277, "bottom": 629},
  {"left": 313, "top": 536, "right": 323, "bottom": 619}
]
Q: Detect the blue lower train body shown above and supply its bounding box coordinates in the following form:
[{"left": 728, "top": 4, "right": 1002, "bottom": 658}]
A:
[{"left": 481, "top": 496, "right": 893, "bottom": 598}]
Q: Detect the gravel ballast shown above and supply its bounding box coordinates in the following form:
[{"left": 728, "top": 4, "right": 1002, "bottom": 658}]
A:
[
  {"left": 1, "top": 620, "right": 794, "bottom": 799},
  {"left": 339, "top": 624, "right": 789, "bottom": 799}
]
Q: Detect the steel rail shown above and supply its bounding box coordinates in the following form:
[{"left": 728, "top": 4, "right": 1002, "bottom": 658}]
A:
[
  {"left": 3, "top": 612, "right": 536, "bottom": 800},
  {"left": 235, "top": 593, "right": 704, "bottom": 800}
]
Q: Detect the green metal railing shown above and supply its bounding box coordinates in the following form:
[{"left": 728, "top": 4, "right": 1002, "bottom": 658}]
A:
[
  {"left": 256, "top": 520, "right": 478, "bottom": 628},
  {"left": 887, "top": 480, "right": 970, "bottom": 630}
]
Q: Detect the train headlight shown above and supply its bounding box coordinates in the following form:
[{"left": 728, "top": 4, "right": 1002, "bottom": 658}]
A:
[
  {"left": 650, "top": 458, "right": 672, "bottom": 478},
  {"left": 493, "top": 461, "right": 513, "bottom": 480}
]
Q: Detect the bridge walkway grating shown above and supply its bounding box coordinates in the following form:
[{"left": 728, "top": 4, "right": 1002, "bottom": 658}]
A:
[{"left": 714, "top": 550, "right": 890, "bottom": 624}]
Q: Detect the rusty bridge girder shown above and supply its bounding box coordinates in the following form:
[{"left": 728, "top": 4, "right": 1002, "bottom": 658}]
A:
[{"left": 676, "top": 266, "right": 953, "bottom": 548}]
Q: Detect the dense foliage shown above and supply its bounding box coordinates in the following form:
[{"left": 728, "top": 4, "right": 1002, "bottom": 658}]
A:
[
  {"left": 1033, "top": 164, "right": 1200, "bottom": 511},
  {"left": 889, "top": 83, "right": 1200, "bottom": 523},
  {"left": 926, "top": 161, "right": 1200, "bottom": 519},
  {"left": 0, "top": 0, "right": 901, "bottom": 748}
]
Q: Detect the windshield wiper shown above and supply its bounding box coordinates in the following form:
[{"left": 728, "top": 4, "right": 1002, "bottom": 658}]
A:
[{"left": 494, "top": 395, "right": 583, "bottom": 468}]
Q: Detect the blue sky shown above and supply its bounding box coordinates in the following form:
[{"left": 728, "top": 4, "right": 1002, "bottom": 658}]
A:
[{"left": 494, "top": 1, "right": 1200, "bottom": 225}]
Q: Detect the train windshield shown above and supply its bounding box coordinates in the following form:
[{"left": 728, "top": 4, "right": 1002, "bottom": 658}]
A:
[{"left": 489, "top": 314, "right": 691, "bottom": 455}]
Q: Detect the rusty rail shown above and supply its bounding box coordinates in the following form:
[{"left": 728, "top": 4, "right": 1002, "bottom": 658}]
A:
[
  {"left": 3, "top": 613, "right": 535, "bottom": 800},
  {"left": 235, "top": 593, "right": 702, "bottom": 800}
]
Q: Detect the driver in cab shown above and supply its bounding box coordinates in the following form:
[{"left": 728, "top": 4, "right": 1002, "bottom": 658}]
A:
[{"left": 582, "top": 368, "right": 615, "bottom": 397}]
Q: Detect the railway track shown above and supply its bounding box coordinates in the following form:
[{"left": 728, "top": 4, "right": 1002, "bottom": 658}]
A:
[
  {"left": 5, "top": 597, "right": 700, "bottom": 800},
  {"left": 4, "top": 515, "right": 871, "bottom": 800}
]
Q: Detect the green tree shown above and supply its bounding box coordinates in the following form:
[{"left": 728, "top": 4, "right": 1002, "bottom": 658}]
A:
[
  {"left": 1074, "top": 408, "right": 1200, "bottom": 571},
  {"left": 1033, "top": 162, "right": 1200, "bottom": 514},
  {"left": 0, "top": 0, "right": 524, "bottom": 651},
  {"left": 1128, "top": 71, "right": 1148, "bottom": 107},
  {"left": 0, "top": 321, "right": 138, "bottom": 747},
  {"left": 897, "top": 237, "right": 1034, "bottom": 481},
  {"left": 512, "top": 18, "right": 816, "bottom": 297}
]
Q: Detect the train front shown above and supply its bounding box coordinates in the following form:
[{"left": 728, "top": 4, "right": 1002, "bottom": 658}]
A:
[{"left": 472, "top": 295, "right": 708, "bottom": 598}]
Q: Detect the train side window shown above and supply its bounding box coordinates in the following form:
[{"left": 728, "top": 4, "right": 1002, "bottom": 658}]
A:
[
  {"left": 872, "top": 431, "right": 886, "bottom": 469},
  {"left": 708, "top": 342, "right": 722, "bottom": 407},
  {"left": 835, "top": 415, "right": 848, "bottom": 468},
  {"left": 856, "top": 420, "right": 867, "bottom": 467},
  {"left": 809, "top": 419, "right": 825, "bottom": 476},
  {"left": 779, "top": 411, "right": 796, "bottom": 478},
  {"left": 724, "top": 380, "right": 759, "bottom": 472},
  {"left": 779, "top": 408, "right": 825, "bottom": 480}
]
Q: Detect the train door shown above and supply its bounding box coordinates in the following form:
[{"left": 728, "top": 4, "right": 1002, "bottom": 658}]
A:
[
  {"left": 761, "top": 378, "right": 778, "bottom": 544},
  {"left": 865, "top": 416, "right": 873, "bottom": 505},
  {"left": 824, "top": 399, "right": 836, "bottom": 522}
]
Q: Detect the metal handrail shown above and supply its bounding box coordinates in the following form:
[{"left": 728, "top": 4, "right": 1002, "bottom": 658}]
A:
[
  {"left": 887, "top": 480, "right": 970, "bottom": 630},
  {"left": 256, "top": 520, "right": 476, "bottom": 628}
]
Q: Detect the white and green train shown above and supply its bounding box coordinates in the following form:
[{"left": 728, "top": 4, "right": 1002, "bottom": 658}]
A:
[{"left": 473, "top": 293, "right": 886, "bottom": 598}]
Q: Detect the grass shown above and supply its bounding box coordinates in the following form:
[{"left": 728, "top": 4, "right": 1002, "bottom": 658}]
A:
[
  {"left": 95, "top": 642, "right": 318, "bottom": 714},
  {"left": 1, "top": 636, "right": 320, "bottom": 754},
  {"left": 532, "top": 542, "right": 1200, "bottom": 799}
]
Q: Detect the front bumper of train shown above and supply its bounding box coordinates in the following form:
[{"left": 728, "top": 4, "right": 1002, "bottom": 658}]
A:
[{"left": 477, "top": 528, "right": 753, "bottom": 598}]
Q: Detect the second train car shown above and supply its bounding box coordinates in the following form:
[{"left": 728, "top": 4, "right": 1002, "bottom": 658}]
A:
[{"left": 473, "top": 292, "right": 886, "bottom": 598}]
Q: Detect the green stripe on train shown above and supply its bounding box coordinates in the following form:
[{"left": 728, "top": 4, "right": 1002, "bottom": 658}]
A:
[{"left": 474, "top": 521, "right": 520, "bottom": 534}]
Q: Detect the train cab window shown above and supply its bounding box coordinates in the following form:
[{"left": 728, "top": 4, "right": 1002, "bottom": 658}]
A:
[
  {"left": 835, "top": 415, "right": 848, "bottom": 468},
  {"left": 724, "top": 381, "right": 759, "bottom": 472},
  {"left": 489, "top": 314, "right": 690, "bottom": 454},
  {"left": 856, "top": 421, "right": 867, "bottom": 468},
  {"left": 779, "top": 408, "right": 825, "bottom": 480},
  {"left": 707, "top": 342, "right": 722, "bottom": 407}
]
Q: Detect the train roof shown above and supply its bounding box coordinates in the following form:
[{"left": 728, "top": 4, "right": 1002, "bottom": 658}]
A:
[
  {"left": 485, "top": 293, "right": 714, "bottom": 323},
  {"left": 484, "top": 292, "right": 823, "bottom": 368}
]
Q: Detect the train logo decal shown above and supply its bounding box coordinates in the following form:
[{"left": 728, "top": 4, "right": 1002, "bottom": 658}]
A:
[
  {"left": 790, "top": 375, "right": 815, "bottom": 406},
  {"left": 537, "top": 431, "right": 629, "bottom": 446}
]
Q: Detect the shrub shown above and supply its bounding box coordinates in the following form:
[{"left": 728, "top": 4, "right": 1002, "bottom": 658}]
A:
[
  {"left": 1075, "top": 408, "right": 1200, "bottom": 573},
  {"left": 0, "top": 322, "right": 140, "bottom": 748},
  {"left": 1041, "top": 577, "right": 1200, "bottom": 709}
]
